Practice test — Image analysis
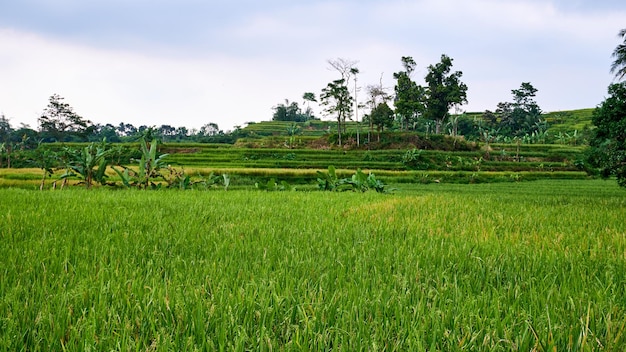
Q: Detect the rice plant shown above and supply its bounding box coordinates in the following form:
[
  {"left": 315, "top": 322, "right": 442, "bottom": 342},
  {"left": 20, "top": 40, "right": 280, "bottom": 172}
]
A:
[{"left": 0, "top": 180, "right": 624, "bottom": 350}]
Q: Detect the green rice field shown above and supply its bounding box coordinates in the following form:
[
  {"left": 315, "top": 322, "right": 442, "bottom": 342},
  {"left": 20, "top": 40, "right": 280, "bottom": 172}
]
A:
[{"left": 1, "top": 180, "right": 625, "bottom": 350}]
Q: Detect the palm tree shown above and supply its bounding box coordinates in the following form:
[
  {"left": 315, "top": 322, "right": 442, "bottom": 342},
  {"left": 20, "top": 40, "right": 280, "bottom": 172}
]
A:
[{"left": 610, "top": 28, "right": 626, "bottom": 81}]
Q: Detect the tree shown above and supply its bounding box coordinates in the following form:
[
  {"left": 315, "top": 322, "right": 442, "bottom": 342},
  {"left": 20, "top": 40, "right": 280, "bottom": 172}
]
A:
[
  {"left": 272, "top": 99, "right": 309, "bottom": 122},
  {"left": 90, "top": 123, "right": 121, "bottom": 142},
  {"left": 424, "top": 54, "right": 468, "bottom": 134},
  {"left": 370, "top": 102, "right": 394, "bottom": 142},
  {"left": 199, "top": 123, "right": 220, "bottom": 136},
  {"left": 327, "top": 58, "right": 359, "bottom": 84},
  {"left": 610, "top": 28, "right": 626, "bottom": 81},
  {"left": 157, "top": 125, "right": 176, "bottom": 141},
  {"left": 38, "top": 94, "right": 93, "bottom": 142},
  {"left": 366, "top": 74, "right": 391, "bottom": 143},
  {"left": 302, "top": 92, "right": 317, "bottom": 120},
  {"left": 588, "top": 82, "right": 626, "bottom": 187},
  {"left": 326, "top": 58, "right": 359, "bottom": 134},
  {"left": 498, "top": 82, "right": 543, "bottom": 137},
  {"left": 116, "top": 122, "right": 138, "bottom": 137},
  {"left": 32, "top": 143, "right": 58, "bottom": 190},
  {"left": 320, "top": 79, "right": 353, "bottom": 146},
  {"left": 350, "top": 67, "right": 362, "bottom": 146},
  {"left": 0, "top": 114, "right": 11, "bottom": 143},
  {"left": 0, "top": 115, "right": 12, "bottom": 168},
  {"left": 175, "top": 127, "right": 189, "bottom": 141},
  {"left": 394, "top": 56, "right": 425, "bottom": 130}
]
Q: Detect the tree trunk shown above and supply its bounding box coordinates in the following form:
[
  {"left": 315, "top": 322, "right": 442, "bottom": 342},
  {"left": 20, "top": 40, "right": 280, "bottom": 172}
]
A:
[
  {"left": 40, "top": 172, "right": 46, "bottom": 191},
  {"left": 435, "top": 118, "right": 444, "bottom": 134},
  {"left": 337, "top": 116, "right": 342, "bottom": 146}
]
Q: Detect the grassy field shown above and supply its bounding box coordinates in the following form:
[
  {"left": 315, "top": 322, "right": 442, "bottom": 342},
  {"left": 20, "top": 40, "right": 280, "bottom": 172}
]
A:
[{"left": 1, "top": 180, "right": 625, "bottom": 350}]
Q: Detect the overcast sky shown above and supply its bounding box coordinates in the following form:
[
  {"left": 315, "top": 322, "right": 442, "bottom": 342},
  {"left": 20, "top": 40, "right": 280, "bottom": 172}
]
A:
[{"left": 1, "top": 0, "right": 625, "bottom": 132}]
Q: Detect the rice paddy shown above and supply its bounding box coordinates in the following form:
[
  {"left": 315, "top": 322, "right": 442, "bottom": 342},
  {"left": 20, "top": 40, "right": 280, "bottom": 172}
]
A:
[{"left": 1, "top": 179, "right": 625, "bottom": 350}]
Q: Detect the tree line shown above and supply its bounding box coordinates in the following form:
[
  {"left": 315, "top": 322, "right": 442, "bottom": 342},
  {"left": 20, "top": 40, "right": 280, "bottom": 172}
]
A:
[
  {"left": 0, "top": 94, "right": 231, "bottom": 144},
  {"left": 273, "top": 54, "right": 549, "bottom": 146},
  {"left": 587, "top": 28, "right": 626, "bottom": 187}
]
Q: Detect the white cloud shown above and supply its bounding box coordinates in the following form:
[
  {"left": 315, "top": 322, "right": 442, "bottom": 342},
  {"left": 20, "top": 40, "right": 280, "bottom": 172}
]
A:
[
  {"left": 1, "top": 0, "right": 626, "bottom": 132},
  {"left": 0, "top": 29, "right": 312, "bottom": 131}
]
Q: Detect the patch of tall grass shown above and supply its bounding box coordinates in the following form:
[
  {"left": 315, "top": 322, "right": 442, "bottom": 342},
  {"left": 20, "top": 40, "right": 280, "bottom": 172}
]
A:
[{"left": 0, "top": 180, "right": 625, "bottom": 350}]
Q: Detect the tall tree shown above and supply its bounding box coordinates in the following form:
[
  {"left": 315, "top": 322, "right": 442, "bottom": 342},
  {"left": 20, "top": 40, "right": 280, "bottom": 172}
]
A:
[
  {"left": 38, "top": 94, "right": 93, "bottom": 142},
  {"left": 302, "top": 92, "right": 317, "bottom": 120},
  {"left": 327, "top": 58, "right": 359, "bottom": 133},
  {"left": 394, "top": 56, "right": 425, "bottom": 130},
  {"left": 424, "top": 54, "right": 468, "bottom": 134},
  {"left": 0, "top": 114, "right": 12, "bottom": 144},
  {"left": 116, "top": 122, "right": 138, "bottom": 137},
  {"left": 610, "top": 28, "right": 626, "bottom": 81},
  {"left": 327, "top": 58, "right": 359, "bottom": 83},
  {"left": 370, "top": 102, "right": 394, "bottom": 142},
  {"left": 320, "top": 79, "right": 353, "bottom": 146},
  {"left": 498, "top": 82, "right": 543, "bottom": 137},
  {"left": 588, "top": 82, "right": 626, "bottom": 186},
  {"left": 350, "top": 67, "right": 362, "bottom": 145},
  {"left": 0, "top": 115, "right": 12, "bottom": 168}
]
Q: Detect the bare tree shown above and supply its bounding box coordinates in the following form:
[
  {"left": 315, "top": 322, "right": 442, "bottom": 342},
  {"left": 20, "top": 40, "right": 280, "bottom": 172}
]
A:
[
  {"left": 366, "top": 73, "right": 391, "bottom": 143},
  {"left": 327, "top": 58, "right": 359, "bottom": 137}
]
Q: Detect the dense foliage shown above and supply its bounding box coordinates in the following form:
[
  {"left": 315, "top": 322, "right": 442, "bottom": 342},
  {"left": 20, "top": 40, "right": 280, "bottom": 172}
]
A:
[
  {"left": 38, "top": 94, "right": 94, "bottom": 142},
  {"left": 589, "top": 82, "right": 626, "bottom": 186},
  {"left": 272, "top": 99, "right": 317, "bottom": 122},
  {"left": 424, "top": 54, "right": 468, "bottom": 134}
]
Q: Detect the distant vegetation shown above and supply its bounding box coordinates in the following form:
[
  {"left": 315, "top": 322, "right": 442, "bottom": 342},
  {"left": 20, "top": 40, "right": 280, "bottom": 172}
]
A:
[
  {"left": 0, "top": 104, "right": 596, "bottom": 189},
  {"left": 0, "top": 54, "right": 600, "bottom": 188}
]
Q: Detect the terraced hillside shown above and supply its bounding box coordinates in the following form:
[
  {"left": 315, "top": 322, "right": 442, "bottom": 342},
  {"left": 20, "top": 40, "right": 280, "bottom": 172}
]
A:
[{"left": 160, "top": 143, "right": 585, "bottom": 173}]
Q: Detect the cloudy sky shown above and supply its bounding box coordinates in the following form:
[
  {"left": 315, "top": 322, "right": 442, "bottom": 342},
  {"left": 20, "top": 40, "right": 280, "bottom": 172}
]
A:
[{"left": 1, "top": 0, "right": 625, "bottom": 132}]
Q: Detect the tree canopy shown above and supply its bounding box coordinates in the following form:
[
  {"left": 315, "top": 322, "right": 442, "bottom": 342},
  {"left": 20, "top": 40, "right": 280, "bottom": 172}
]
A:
[
  {"left": 498, "top": 82, "right": 543, "bottom": 138},
  {"left": 393, "top": 56, "right": 425, "bottom": 130},
  {"left": 424, "top": 54, "right": 468, "bottom": 134},
  {"left": 320, "top": 79, "right": 353, "bottom": 146},
  {"left": 369, "top": 102, "right": 394, "bottom": 141},
  {"left": 588, "top": 82, "right": 626, "bottom": 186},
  {"left": 38, "top": 94, "right": 93, "bottom": 142}
]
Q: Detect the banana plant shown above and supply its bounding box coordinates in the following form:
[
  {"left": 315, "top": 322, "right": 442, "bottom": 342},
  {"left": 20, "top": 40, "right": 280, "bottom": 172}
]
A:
[
  {"left": 112, "top": 138, "right": 169, "bottom": 189},
  {"left": 346, "top": 168, "right": 369, "bottom": 192},
  {"left": 317, "top": 165, "right": 392, "bottom": 193},
  {"left": 316, "top": 165, "right": 340, "bottom": 191},
  {"left": 60, "top": 139, "right": 113, "bottom": 189},
  {"left": 137, "top": 138, "right": 169, "bottom": 189},
  {"left": 255, "top": 178, "right": 293, "bottom": 191},
  {"left": 164, "top": 167, "right": 226, "bottom": 190},
  {"left": 222, "top": 174, "right": 230, "bottom": 191}
]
